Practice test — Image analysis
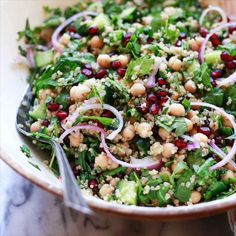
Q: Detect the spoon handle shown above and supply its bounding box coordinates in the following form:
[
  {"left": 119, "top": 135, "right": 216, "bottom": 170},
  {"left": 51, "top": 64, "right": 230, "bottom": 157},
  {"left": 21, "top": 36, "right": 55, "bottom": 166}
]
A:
[{"left": 51, "top": 140, "right": 93, "bottom": 215}]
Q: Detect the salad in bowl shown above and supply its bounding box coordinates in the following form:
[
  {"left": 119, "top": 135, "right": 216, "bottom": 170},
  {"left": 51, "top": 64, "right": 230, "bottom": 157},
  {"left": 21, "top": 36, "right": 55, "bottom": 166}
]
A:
[{"left": 17, "top": 0, "right": 236, "bottom": 208}]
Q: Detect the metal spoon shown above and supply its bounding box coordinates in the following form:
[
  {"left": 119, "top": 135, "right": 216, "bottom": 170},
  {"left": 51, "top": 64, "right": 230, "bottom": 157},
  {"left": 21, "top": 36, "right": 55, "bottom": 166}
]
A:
[{"left": 16, "top": 86, "right": 93, "bottom": 215}]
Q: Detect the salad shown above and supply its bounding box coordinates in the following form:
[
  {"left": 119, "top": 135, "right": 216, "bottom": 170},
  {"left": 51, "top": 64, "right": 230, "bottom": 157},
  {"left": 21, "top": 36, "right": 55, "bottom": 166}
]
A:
[{"left": 17, "top": 0, "right": 236, "bottom": 207}]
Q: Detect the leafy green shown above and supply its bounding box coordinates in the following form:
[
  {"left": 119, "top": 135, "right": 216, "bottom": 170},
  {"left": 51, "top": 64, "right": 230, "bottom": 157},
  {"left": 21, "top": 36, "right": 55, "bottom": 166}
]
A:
[
  {"left": 125, "top": 57, "right": 154, "bottom": 81},
  {"left": 55, "top": 92, "right": 70, "bottom": 109},
  {"left": 136, "top": 139, "right": 149, "bottom": 156},
  {"left": 20, "top": 145, "right": 32, "bottom": 158},
  {"left": 182, "top": 99, "right": 191, "bottom": 111},
  {"left": 218, "top": 44, "right": 236, "bottom": 57},
  {"left": 224, "top": 84, "right": 236, "bottom": 116},
  {"left": 157, "top": 185, "right": 171, "bottom": 207},
  {"left": 103, "top": 166, "right": 127, "bottom": 176},
  {"left": 186, "top": 150, "right": 204, "bottom": 167},
  {"left": 204, "top": 88, "right": 224, "bottom": 107},
  {"left": 75, "top": 150, "right": 94, "bottom": 172},
  {"left": 204, "top": 181, "right": 228, "bottom": 200},
  {"left": 194, "top": 63, "right": 212, "bottom": 90},
  {"left": 28, "top": 161, "right": 41, "bottom": 171}
]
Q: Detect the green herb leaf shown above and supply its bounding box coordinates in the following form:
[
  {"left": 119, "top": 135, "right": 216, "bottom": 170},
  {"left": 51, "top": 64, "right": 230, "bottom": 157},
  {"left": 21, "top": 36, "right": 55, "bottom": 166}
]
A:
[{"left": 20, "top": 145, "right": 32, "bottom": 158}]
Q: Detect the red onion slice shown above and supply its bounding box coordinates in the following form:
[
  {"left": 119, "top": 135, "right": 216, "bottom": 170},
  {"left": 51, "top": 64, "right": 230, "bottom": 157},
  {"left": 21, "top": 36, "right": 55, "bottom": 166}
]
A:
[
  {"left": 146, "top": 57, "right": 162, "bottom": 88},
  {"left": 66, "top": 103, "right": 123, "bottom": 141},
  {"left": 51, "top": 11, "right": 97, "bottom": 51},
  {"left": 199, "top": 6, "right": 227, "bottom": 26},
  {"left": 199, "top": 22, "right": 236, "bottom": 64},
  {"left": 210, "top": 140, "right": 236, "bottom": 169},
  {"left": 190, "top": 101, "right": 236, "bottom": 170},
  {"left": 216, "top": 71, "right": 236, "bottom": 87},
  {"left": 26, "top": 48, "right": 35, "bottom": 68},
  {"left": 59, "top": 124, "right": 161, "bottom": 169},
  {"left": 181, "top": 135, "right": 200, "bottom": 151}
]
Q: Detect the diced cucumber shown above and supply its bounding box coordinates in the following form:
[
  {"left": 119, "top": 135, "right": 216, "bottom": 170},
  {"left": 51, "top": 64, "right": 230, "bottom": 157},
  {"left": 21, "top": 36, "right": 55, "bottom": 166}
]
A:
[
  {"left": 91, "top": 13, "right": 110, "bottom": 29},
  {"left": 35, "top": 50, "right": 53, "bottom": 68},
  {"left": 204, "top": 50, "right": 222, "bottom": 65},
  {"left": 120, "top": 7, "right": 136, "bottom": 20},
  {"left": 29, "top": 103, "right": 47, "bottom": 120},
  {"left": 117, "top": 180, "right": 138, "bottom": 205},
  {"left": 187, "top": 60, "right": 200, "bottom": 74}
]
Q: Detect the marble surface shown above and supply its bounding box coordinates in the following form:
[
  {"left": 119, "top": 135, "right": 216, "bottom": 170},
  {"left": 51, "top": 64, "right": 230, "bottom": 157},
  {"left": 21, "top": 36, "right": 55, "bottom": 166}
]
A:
[{"left": 0, "top": 160, "right": 234, "bottom": 236}]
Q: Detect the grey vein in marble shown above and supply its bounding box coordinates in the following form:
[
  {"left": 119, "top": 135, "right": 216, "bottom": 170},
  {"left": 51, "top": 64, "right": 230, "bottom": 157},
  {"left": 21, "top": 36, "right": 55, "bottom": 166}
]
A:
[{"left": 0, "top": 161, "right": 233, "bottom": 236}]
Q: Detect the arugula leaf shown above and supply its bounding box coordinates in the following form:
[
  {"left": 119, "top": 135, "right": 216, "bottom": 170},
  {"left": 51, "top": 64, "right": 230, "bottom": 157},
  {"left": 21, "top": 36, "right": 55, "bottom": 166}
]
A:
[
  {"left": 125, "top": 56, "right": 154, "bottom": 81},
  {"left": 20, "top": 145, "right": 32, "bottom": 158}
]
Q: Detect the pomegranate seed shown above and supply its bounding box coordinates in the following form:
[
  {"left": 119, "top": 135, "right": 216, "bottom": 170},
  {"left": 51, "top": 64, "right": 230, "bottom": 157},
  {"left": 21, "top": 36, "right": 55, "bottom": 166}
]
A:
[
  {"left": 157, "top": 77, "right": 167, "bottom": 86},
  {"left": 122, "top": 33, "right": 132, "bottom": 46},
  {"left": 213, "top": 154, "right": 221, "bottom": 162},
  {"left": 179, "top": 33, "right": 187, "bottom": 40},
  {"left": 66, "top": 26, "right": 77, "bottom": 33},
  {"left": 47, "top": 103, "right": 59, "bottom": 112},
  {"left": 82, "top": 68, "right": 93, "bottom": 78},
  {"left": 147, "top": 94, "right": 157, "bottom": 103},
  {"left": 101, "top": 110, "right": 114, "bottom": 118},
  {"left": 117, "top": 68, "right": 126, "bottom": 77},
  {"left": 211, "top": 69, "right": 222, "bottom": 79},
  {"left": 157, "top": 97, "right": 168, "bottom": 106},
  {"left": 175, "top": 40, "right": 182, "bottom": 47},
  {"left": 94, "top": 121, "right": 104, "bottom": 128},
  {"left": 199, "top": 28, "right": 208, "bottom": 37},
  {"left": 56, "top": 111, "right": 68, "bottom": 120},
  {"left": 88, "top": 26, "right": 99, "bottom": 36},
  {"left": 174, "top": 139, "right": 187, "bottom": 149},
  {"left": 95, "top": 69, "right": 107, "bottom": 79},
  {"left": 226, "top": 61, "right": 236, "bottom": 69},
  {"left": 150, "top": 104, "right": 159, "bottom": 115},
  {"left": 152, "top": 125, "right": 159, "bottom": 138},
  {"left": 111, "top": 60, "right": 122, "bottom": 69},
  {"left": 220, "top": 51, "right": 233, "bottom": 62},
  {"left": 215, "top": 136, "right": 224, "bottom": 145},
  {"left": 210, "top": 34, "right": 221, "bottom": 47},
  {"left": 72, "top": 166, "right": 79, "bottom": 176},
  {"left": 147, "top": 37, "right": 154, "bottom": 44},
  {"left": 226, "top": 139, "right": 234, "bottom": 146},
  {"left": 88, "top": 179, "right": 98, "bottom": 189},
  {"left": 42, "top": 120, "right": 50, "bottom": 127},
  {"left": 156, "top": 90, "right": 168, "bottom": 97},
  {"left": 210, "top": 77, "right": 217, "bottom": 87},
  {"left": 197, "top": 126, "right": 211, "bottom": 136},
  {"left": 229, "top": 25, "right": 236, "bottom": 34},
  {"left": 136, "top": 104, "right": 149, "bottom": 114},
  {"left": 84, "top": 64, "right": 92, "bottom": 70}
]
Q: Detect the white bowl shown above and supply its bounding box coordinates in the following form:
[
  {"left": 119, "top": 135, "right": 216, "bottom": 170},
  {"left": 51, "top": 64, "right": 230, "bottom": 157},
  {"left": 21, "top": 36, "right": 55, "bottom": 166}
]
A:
[{"left": 0, "top": 0, "right": 235, "bottom": 221}]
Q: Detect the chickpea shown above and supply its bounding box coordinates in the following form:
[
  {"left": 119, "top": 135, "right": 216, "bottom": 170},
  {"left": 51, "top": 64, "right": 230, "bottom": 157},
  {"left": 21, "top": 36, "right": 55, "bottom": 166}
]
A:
[
  {"left": 97, "top": 54, "right": 111, "bottom": 68},
  {"left": 68, "top": 133, "right": 83, "bottom": 147},
  {"left": 188, "top": 39, "right": 199, "bottom": 51},
  {"left": 162, "top": 143, "right": 177, "bottom": 158},
  {"left": 169, "top": 103, "right": 185, "bottom": 117},
  {"left": 30, "top": 121, "right": 41, "bottom": 133},
  {"left": 90, "top": 36, "right": 103, "bottom": 49},
  {"left": 122, "top": 124, "right": 135, "bottom": 141},
  {"left": 130, "top": 83, "right": 146, "bottom": 97},
  {"left": 184, "top": 80, "right": 197, "bottom": 93},
  {"left": 70, "top": 84, "right": 91, "bottom": 102},
  {"left": 222, "top": 170, "right": 235, "bottom": 181},
  {"left": 168, "top": 56, "right": 182, "bottom": 71},
  {"left": 117, "top": 54, "right": 130, "bottom": 67},
  {"left": 223, "top": 114, "right": 234, "bottom": 128},
  {"left": 59, "top": 33, "right": 70, "bottom": 46},
  {"left": 184, "top": 118, "right": 193, "bottom": 131},
  {"left": 191, "top": 191, "right": 202, "bottom": 204},
  {"left": 94, "top": 153, "right": 108, "bottom": 170},
  {"left": 135, "top": 122, "right": 153, "bottom": 138},
  {"left": 158, "top": 128, "right": 171, "bottom": 140},
  {"left": 171, "top": 91, "right": 179, "bottom": 101},
  {"left": 225, "top": 163, "right": 236, "bottom": 171},
  {"left": 193, "top": 133, "right": 208, "bottom": 143},
  {"left": 99, "top": 184, "right": 114, "bottom": 199},
  {"left": 171, "top": 162, "right": 177, "bottom": 171}
]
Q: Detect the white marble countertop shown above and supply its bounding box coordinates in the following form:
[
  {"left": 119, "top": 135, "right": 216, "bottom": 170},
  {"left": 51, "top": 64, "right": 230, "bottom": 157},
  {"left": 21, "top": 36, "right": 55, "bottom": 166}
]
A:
[{"left": 0, "top": 160, "right": 234, "bottom": 236}]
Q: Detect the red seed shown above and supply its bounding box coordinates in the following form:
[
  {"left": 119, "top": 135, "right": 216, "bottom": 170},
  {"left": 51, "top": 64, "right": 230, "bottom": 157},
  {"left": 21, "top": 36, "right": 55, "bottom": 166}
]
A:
[
  {"left": 213, "top": 154, "right": 221, "bottom": 162},
  {"left": 199, "top": 28, "right": 208, "bottom": 37},
  {"left": 175, "top": 40, "right": 182, "bottom": 47},
  {"left": 42, "top": 120, "right": 50, "bottom": 127},
  {"left": 215, "top": 136, "right": 224, "bottom": 146},
  {"left": 117, "top": 68, "right": 126, "bottom": 77},
  {"left": 210, "top": 77, "right": 217, "bottom": 87},
  {"left": 197, "top": 126, "right": 211, "bottom": 136},
  {"left": 111, "top": 60, "right": 122, "bottom": 69},
  {"left": 156, "top": 90, "right": 168, "bottom": 97},
  {"left": 47, "top": 103, "right": 60, "bottom": 112},
  {"left": 226, "top": 61, "right": 236, "bottom": 69},
  {"left": 147, "top": 37, "right": 154, "bottom": 44},
  {"left": 152, "top": 125, "right": 159, "bottom": 138},
  {"left": 226, "top": 139, "right": 234, "bottom": 146},
  {"left": 101, "top": 110, "right": 114, "bottom": 118},
  {"left": 136, "top": 104, "right": 149, "bottom": 114},
  {"left": 84, "top": 64, "right": 92, "bottom": 70},
  {"left": 122, "top": 33, "right": 132, "bottom": 46},
  {"left": 82, "top": 68, "right": 93, "bottom": 78},
  {"left": 211, "top": 69, "right": 222, "bottom": 79},
  {"left": 157, "top": 97, "right": 168, "bottom": 106},
  {"left": 150, "top": 104, "right": 159, "bottom": 115},
  {"left": 95, "top": 69, "right": 107, "bottom": 79},
  {"left": 174, "top": 139, "right": 187, "bottom": 149},
  {"left": 147, "top": 94, "right": 157, "bottom": 103},
  {"left": 229, "top": 25, "right": 236, "bottom": 34},
  {"left": 220, "top": 51, "right": 234, "bottom": 62},
  {"left": 179, "top": 33, "right": 187, "bottom": 40},
  {"left": 157, "top": 77, "right": 167, "bottom": 86},
  {"left": 210, "top": 34, "right": 221, "bottom": 47},
  {"left": 88, "top": 179, "right": 98, "bottom": 189},
  {"left": 88, "top": 26, "right": 99, "bottom": 36},
  {"left": 56, "top": 111, "right": 68, "bottom": 120},
  {"left": 66, "top": 26, "right": 77, "bottom": 33}
]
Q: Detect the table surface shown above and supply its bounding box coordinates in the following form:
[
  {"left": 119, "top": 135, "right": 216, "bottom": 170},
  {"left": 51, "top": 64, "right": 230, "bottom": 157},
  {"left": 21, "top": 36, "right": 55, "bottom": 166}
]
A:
[{"left": 0, "top": 160, "right": 233, "bottom": 236}]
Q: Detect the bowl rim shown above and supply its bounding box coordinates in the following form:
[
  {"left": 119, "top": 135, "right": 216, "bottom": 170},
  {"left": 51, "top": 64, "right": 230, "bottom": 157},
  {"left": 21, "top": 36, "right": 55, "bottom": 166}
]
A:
[{"left": 1, "top": 147, "right": 236, "bottom": 221}]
